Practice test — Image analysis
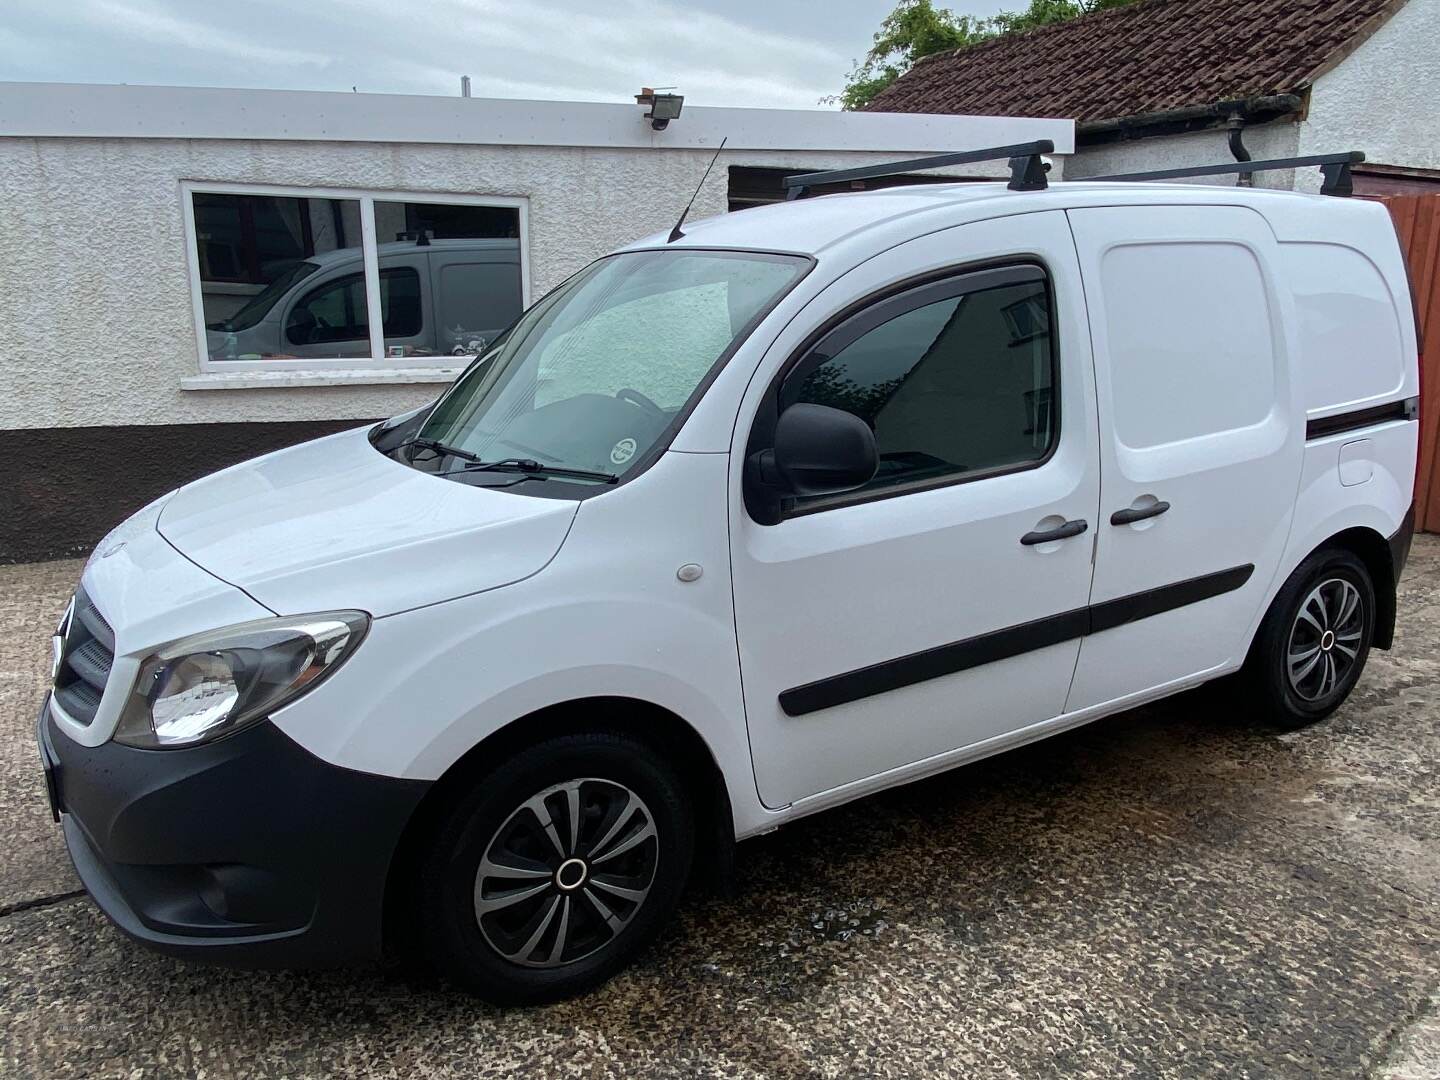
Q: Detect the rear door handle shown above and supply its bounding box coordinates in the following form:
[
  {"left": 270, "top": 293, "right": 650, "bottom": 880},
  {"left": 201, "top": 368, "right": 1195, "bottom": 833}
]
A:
[
  {"left": 1020, "top": 519, "right": 1089, "bottom": 546},
  {"left": 1110, "top": 500, "right": 1171, "bottom": 526}
]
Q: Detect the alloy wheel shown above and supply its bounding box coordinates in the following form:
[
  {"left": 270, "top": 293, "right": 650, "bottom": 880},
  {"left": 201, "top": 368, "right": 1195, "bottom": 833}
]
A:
[
  {"left": 1286, "top": 577, "right": 1365, "bottom": 703},
  {"left": 473, "top": 778, "right": 659, "bottom": 968}
]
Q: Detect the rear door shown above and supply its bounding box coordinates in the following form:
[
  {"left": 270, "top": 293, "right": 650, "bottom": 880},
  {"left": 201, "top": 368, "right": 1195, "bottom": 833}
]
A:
[{"left": 1064, "top": 204, "right": 1305, "bottom": 710}]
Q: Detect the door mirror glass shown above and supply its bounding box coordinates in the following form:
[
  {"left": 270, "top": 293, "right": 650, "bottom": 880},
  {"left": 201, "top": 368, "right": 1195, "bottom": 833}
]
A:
[{"left": 752, "top": 403, "right": 879, "bottom": 499}]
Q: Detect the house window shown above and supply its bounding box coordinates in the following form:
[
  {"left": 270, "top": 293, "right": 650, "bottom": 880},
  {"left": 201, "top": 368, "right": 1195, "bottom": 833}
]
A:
[{"left": 183, "top": 184, "right": 529, "bottom": 372}]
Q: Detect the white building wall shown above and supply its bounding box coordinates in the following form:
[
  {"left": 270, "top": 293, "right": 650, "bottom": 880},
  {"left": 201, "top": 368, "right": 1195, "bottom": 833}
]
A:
[
  {"left": 1295, "top": 0, "right": 1440, "bottom": 191},
  {"left": 0, "top": 139, "right": 957, "bottom": 430},
  {"left": 0, "top": 86, "right": 1073, "bottom": 433},
  {"left": 1065, "top": 124, "right": 1302, "bottom": 188}
]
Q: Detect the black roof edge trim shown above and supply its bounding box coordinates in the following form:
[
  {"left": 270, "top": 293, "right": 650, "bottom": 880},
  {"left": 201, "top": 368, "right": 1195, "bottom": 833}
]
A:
[{"left": 1077, "top": 94, "right": 1305, "bottom": 145}]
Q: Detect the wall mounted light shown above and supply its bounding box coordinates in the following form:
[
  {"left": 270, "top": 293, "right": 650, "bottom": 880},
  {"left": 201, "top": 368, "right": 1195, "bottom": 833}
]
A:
[{"left": 635, "top": 87, "right": 684, "bottom": 131}]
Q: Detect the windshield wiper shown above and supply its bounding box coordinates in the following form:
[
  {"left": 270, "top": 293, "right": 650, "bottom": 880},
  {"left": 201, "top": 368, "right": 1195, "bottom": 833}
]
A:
[
  {"left": 396, "top": 435, "right": 483, "bottom": 463},
  {"left": 441, "top": 457, "right": 619, "bottom": 484}
]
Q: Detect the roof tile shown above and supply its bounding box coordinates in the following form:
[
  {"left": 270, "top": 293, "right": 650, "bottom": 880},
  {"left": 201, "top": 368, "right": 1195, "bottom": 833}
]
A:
[{"left": 864, "top": 0, "right": 1401, "bottom": 122}]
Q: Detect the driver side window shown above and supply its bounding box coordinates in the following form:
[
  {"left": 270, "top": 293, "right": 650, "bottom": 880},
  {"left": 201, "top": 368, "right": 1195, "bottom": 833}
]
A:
[{"left": 782, "top": 270, "right": 1056, "bottom": 501}]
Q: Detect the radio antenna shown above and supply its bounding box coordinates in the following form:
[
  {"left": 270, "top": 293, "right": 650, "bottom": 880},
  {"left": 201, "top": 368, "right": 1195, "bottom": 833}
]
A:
[{"left": 668, "top": 137, "right": 727, "bottom": 243}]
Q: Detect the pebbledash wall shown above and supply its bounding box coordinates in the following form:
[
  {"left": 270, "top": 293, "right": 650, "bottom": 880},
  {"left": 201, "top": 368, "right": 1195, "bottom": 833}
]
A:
[
  {"left": 1066, "top": 0, "right": 1440, "bottom": 191},
  {"left": 0, "top": 83, "right": 1073, "bottom": 561}
]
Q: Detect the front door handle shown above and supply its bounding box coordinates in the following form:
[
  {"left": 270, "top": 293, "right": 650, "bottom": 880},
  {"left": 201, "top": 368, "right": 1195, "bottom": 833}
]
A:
[
  {"left": 1110, "top": 500, "right": 1171, "bottom": 526},
  {"left": 1020, "top": 519, "right": 1089, "bottom": 546}
]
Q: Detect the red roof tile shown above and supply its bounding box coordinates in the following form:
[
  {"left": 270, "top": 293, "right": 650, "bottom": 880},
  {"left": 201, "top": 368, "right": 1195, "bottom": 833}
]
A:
[{"left": 863, "top": 0, "right": 1404, "bottom": 123}]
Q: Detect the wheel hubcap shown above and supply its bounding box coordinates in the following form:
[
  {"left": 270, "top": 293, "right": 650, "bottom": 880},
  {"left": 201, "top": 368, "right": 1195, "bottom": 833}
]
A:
[
  {"left": 474, "top": 778, "right": 658, "bottom": 968},
  {"left": 554, "top": 857, "right": 588, "bottom": 892},
  {"left": 1287, "top": 577, "right": 1364, "bottom": 702}
]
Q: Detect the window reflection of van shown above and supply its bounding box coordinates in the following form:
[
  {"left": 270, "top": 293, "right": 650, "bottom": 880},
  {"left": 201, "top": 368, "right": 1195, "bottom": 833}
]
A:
[{"left": 204, "top": 238, "right": 522, "bottom": 361}]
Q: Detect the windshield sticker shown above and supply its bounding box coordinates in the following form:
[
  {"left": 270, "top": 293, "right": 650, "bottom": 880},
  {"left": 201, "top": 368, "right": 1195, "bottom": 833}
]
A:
[{"left": 610, "top": 438, "right": 638, "bottom": 466}]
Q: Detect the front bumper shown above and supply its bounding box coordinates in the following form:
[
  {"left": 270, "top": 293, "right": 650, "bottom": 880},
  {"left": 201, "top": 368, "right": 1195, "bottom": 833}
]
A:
[{"left": 37, "top": 699, "right": 430, "bottom": 968}]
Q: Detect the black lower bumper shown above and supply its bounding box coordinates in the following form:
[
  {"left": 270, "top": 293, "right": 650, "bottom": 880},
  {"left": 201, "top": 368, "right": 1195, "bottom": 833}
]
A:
[
  {"left": 37, "top": 701, "right": 430, "bottom": 968},
  {"left": 1373, "top": 504, "right": 1417, "bottom": 651},
  {"left": 1391, "top": 503, "right": 1416, "bottom": 581}
]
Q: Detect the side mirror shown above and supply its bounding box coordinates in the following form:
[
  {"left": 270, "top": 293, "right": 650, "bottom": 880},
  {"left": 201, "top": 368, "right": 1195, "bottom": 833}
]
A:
[
  {"left": 286, "top": 307, "right": 317, "bottom": 343},
  {"left": 750, "top": 403, "right": 879, "bottom": 500}
]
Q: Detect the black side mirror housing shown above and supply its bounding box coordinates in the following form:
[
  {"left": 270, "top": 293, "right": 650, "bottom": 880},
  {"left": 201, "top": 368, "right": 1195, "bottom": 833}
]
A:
[
  {"left": 286, "top": 307, "right": 317, "bottom": 343},
  {"left": 748, "top": 403, "right": 879, "bottom": 511}
]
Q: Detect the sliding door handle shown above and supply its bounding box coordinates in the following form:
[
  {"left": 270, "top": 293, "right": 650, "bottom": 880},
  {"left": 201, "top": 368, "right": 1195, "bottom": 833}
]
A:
[
  {"left": 1020, "top": 519, "right": 1088, "bottom": 546},
  {"left": 1110, "top": 500, "right": 1171, "bottom": 526}
]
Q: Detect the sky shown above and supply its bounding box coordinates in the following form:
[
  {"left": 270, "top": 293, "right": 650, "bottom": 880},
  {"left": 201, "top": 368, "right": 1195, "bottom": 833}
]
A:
[{"left": 0, "top": 0, "right": 1009, "bottom": 109}]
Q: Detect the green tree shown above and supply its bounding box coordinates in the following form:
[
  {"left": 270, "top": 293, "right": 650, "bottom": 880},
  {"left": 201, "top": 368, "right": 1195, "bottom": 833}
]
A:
[
  {"left": 833, "top": 0, "right": 1139, "bottom": 110},
  {"left": 829, "top": 0, "right": 986, "bottom": 111},
  {"left": 989, "top": 0, "right": 1135, "bottom": 34},
  {"left": 792, "top": 363, "right": 904, "bottom": 427}
]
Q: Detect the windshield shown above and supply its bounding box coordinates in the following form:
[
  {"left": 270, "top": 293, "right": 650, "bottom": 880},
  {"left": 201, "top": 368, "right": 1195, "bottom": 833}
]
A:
[
  {"left": 207, "top": 260, "right": 320, "bottom": 332},
  {"left": 417, "top": 249, "right": 808, "bottom": 482}
]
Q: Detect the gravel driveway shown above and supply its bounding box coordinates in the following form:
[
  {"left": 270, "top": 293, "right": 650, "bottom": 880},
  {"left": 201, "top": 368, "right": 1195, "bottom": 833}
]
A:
[{"left": 2, "top": 544, "right": 1438, "bottom": 1078}]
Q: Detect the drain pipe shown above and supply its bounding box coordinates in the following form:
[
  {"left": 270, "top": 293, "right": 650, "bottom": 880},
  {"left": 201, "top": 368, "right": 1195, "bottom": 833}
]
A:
[{"left": 1227, "top": 110, "right": 1253, "bottom": 187}]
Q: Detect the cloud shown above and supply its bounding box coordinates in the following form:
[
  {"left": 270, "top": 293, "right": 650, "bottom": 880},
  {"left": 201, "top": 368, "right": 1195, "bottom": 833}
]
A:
[
  {"left": 86, "top": 0, "right": 331, "bottom": 69},
  {"left": 2, "top": 0, "right": 852, "bottom": 107},
  {"left": 345, "top": 0, "right": 852, "bottom": 105}
]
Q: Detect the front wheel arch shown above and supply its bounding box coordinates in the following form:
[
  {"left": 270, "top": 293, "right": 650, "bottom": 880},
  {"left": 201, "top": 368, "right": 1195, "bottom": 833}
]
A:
[{"left": 382, "top": 696, "right": 734, "bottom": 965}]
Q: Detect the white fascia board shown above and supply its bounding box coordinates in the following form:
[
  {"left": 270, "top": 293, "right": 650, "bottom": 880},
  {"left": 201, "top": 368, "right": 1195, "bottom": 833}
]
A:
[{"left": 0, "top": 81, "right": 1075, "bottom": 155}]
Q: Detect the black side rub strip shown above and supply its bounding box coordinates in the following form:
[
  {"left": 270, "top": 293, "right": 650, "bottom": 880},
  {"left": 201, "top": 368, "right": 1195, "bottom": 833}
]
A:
[
  {"left": 779, "top": 609, "right": 1090, "bottom": 718},
  {"left": 778, "top": 564, "right": 1255, "bottom": 717},
  {"left": 1088, "top": 564, "right": 1253, "bottom": 633},
  {"left": 1306, "top": 397, "right": 1418, "bottom": 440}
]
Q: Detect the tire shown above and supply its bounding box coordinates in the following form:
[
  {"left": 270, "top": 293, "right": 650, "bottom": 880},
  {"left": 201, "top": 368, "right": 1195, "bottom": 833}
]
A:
[
  {"left": 1242, "top": 547, "right": 1375, "bottom": 730},
  {"left": 418, "top": 731, "right": 694, "bottom": 1004}
]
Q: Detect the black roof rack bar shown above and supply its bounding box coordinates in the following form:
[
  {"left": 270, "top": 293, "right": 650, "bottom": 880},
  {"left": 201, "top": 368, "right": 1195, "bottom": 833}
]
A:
[
  {"left": 1088, "top": 151, "right": 1366, "bottom": 196},
  {"left": 782, "top": 139, "right": 1055, "bottom": 200}
]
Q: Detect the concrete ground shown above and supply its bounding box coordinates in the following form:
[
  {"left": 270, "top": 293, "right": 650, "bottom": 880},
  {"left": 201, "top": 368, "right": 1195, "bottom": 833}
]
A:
[{"left": 2, "top": 545, "right": 1439, "bottom": 1080}]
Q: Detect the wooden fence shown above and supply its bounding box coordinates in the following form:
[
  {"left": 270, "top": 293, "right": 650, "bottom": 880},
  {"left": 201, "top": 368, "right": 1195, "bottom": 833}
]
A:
[{"left": 1377, "top": 195, "right": 1440, "bottom": 531}]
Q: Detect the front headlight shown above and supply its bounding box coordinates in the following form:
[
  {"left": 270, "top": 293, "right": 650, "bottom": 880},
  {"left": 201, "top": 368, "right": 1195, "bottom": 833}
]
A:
[{"left": 113, "top": 611, "right": 370, "bottom": 749}]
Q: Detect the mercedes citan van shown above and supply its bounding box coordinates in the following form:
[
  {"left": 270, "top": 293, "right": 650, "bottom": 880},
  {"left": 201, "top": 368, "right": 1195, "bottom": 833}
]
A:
[{"left": 37, "top": 146, "right": 1420, "bottom": 1003}]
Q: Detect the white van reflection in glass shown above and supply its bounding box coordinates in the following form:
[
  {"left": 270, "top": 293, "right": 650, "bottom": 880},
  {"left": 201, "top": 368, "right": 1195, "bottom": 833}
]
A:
[{"left": 193, "top": 191, "right": 523, "bottom": 362}]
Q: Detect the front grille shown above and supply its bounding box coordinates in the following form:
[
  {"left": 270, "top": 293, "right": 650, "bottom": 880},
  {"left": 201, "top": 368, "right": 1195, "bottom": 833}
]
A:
[{"left": 53, "top": 587, "right": 115, "bottom": 726}]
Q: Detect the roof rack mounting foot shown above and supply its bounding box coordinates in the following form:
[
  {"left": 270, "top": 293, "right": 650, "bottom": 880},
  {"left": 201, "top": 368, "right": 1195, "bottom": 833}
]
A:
[
  {"left": 1008, "top": 152, "right": 1049, "bottom": 192},
  {"left": 1319, "top": 159, "right": 1356, "bottom": 197}
]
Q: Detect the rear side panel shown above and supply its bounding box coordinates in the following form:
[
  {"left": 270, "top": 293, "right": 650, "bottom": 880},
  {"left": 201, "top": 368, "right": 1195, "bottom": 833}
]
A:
[
  {"left": 1280, "top": 238, "right": 1410, "bottom": 419},
  {"left": 1270, "top": 203, "right": 1419, "bottom": 624},
  {"left": 1254, "top": 193, "right": 1419, "bottom": 452}
]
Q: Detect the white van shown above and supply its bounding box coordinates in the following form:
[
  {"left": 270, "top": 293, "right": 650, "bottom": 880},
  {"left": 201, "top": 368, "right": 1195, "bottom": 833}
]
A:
[
  {"left": 204, "top": 237, "right": 522, "bottom": 362},
  {"left": 37, "top": 148, "right": 1420, "bottom": 1004}
]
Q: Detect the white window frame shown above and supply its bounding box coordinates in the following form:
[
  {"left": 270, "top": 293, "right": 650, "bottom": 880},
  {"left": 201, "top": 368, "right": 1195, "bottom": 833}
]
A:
[{"left": 180, "top": 181, "right": 531, "bottom": 374}]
